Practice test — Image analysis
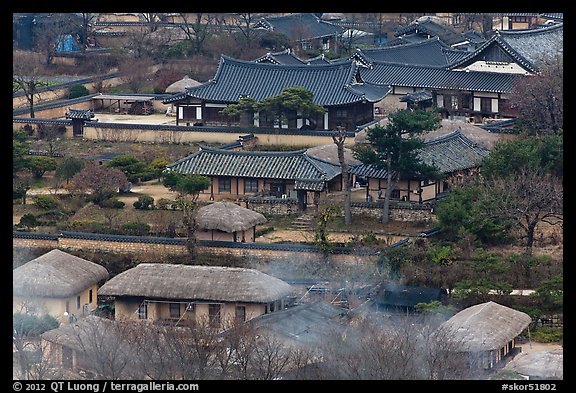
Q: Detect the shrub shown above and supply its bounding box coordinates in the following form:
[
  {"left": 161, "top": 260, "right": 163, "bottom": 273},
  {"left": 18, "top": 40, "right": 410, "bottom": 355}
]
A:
[
  {"left": 121, "top": 221, "right": 150, "bottom": 236},
  {"left": 100, "top": 198, "right": 125, "bottom": 209},
  {"left": 13, "top": 313, "right": 59, "bottom": 337},
  {"left": 18, "top": 214, "right": 39, "bottom": 229},
  {"left": 156, "top": 198, "right": 173, "bottom": 210},
  {"left": 529, "top": 327, "right": 563, "bottom": 343},
  {"left": 68, "top": 84, "right": 90, "bottom": 99},
  {"left": 133, "top": 195, "right": 154, "bottom": 210},
  {"left": 31, "top": 195, "right": 60, "bottom": 210}
]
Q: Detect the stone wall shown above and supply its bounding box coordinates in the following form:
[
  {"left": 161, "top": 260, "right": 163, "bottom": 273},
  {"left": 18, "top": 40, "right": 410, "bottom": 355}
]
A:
[{"left": 13, "top": 231, "right": 379, "bottom": 266}]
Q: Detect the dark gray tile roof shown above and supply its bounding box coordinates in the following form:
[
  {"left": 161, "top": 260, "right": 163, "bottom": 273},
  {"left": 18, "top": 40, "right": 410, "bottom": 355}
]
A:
[
  {"left": 353, "top": 38, "right": 469, "bottom": 67},
  {"left": 254, "top": 13, "right": 343, "bottom": 41},
  {"left": 253, "top": 49, "right": 306, "bottom": 65},
  {"left": 358, "top": 60, "right": 520, "bottom": 93},
  {"left": 350, "top": 129, "right": 489, "bottom": 178},
  {"left": 166, "top": 147, "right": 342, "bottom": 191},
  {"left": 394, "top": 18, "right": 468, "bottom": 47},
  {"left": 247, "top": 301, "right": 348, "bottom": 349},
  {"left": 163, "top": 56, "right": 391, "bottom": 106},
  {"left": 65, "top": 108, "right": 95, "bottom": 120},
  {"left": 450, "top": 23, "right": 563, "bottom": 73},
  {"left": 400, "top": 90, "right": 433, "bottom": 103}
]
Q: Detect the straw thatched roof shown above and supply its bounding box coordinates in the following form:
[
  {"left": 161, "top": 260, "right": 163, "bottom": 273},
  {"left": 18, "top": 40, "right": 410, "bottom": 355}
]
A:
[
  {"left": 504, "top": 349, "right": 563, "bottom": 379},
  {"left": 438, "top": 301, "right": 532, "bottom": 352},
  {"left": 98, "top": 263, "right": 293, "bottom": 304},
  {"left": 13, "top": 249, "right": 109, "bottom": 298},
  {"left": 196, "top": 202, "right": 267, "bottom": 233},
  {"left": 165, "top": 75, "right": 201, "bottom": 93}
]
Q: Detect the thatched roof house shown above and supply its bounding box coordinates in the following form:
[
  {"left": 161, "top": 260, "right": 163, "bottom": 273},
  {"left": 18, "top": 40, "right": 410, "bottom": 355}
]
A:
[
  {"left": 13, "top": 249, "right": 109, "bottom": 320},
  {"left": 164, "top": 75, "right": 201, "bottom": 93},
  {"left": 13, "top": 249, "right": 109, "bottom": 298},
  {"left": 437, "top": 301, "right": 532, "bottom": 369},
  {"left": 196, "top": 202, "right": 268, "bottom": 241},
  {"left": 504, "top": 348, "right": 563, "bottom": 380},
  {"left": 98, "top": 264, "right": 294, "bottom": 327},
  {"left": 99, "top": 263, "right": 292, "bottom": 303}
]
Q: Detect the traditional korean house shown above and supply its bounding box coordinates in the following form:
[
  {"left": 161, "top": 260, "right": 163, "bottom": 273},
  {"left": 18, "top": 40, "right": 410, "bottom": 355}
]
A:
[
  {"left": 350, "top": 37, "right": 469, "bottom": 68},
  {"left": 40, "top": 315, "right": 192, "bottom": 379},
  {"left": 162, "top": 56, "right": 391, "bottom": 131},
  {"left": 253, "top": 48, "right": 307, "bottom": 65},
  {"left": 98, "top": 264, "right": 295, "bottom": 329},
  {"left": 448, "top": 22, "right": 563, "bottom": 76},
  {"left": 239, "top": 301, "right": 349, "bottom": 353},
  {"left": 349, "top": 129, "right": 490, "bottom": 203},
  {"left": 357, "top": 58, "right": 523, "bottom": 120},
  {"left": 389, "top": 16, "right": 471, "bottom": 49},
  {"left": 13, "top": 249, "right": 109, "bottom": 324},
  {"left": 165, "top": 147, "right": 342, "bottom": 211},
  {"left": 195, "top": 201, "right": 267, "bottom": 242},
  {"left": 252, "top": 13, "right": 344, "bottom": 56},
  {"left": 436, "top": 301, "right": 532, "bottom": 369}
]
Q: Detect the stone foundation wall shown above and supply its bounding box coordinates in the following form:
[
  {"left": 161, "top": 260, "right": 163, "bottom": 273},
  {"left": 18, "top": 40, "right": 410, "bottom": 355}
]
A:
[{"left": 13, "top": 232, "right": 379, "bottom": 265}]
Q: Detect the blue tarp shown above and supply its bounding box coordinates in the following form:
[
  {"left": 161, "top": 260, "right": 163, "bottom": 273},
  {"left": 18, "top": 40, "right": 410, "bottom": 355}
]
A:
[{"left": 57, "top": 34, "right": 80, "bottom": 52}]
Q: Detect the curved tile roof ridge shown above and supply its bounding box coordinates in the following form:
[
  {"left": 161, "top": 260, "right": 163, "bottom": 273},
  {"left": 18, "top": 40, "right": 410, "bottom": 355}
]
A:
[{"left": 198, "top": 146, "right": 308, "bottom": 156}]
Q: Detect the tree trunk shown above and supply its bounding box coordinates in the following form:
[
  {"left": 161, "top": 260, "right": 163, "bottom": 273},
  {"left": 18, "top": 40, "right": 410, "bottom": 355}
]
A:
[
  {"left": 333, "top": 129, "right": 351, "bottom": 225},
  {"left": 381, "top": 160, "right": 394, "bottom": 224}
]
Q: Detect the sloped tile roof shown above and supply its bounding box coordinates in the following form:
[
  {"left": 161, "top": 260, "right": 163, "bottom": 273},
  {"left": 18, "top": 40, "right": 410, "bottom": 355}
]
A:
[
  {"left": 65, "top": 108, "right": 95, "bottom": 120},
  {"left": 163, "top": 56, "right": 391, "bottom": 106},
  {"left": 254, "top": 13, "right": 343, "bottom": 41},
  {"left": 353, "top": 37, "right": 469, "bottom": 67},
  {"left": 358, "top": 60, "right": 520, "bottom": 93},
  {"left": 349, "top": 129, "right": 489, "bottom": 178},
  {"left": 449, "top": 23, "right": 563, "bottom": 73},
  {"left": 394, "top": 18, "right": 468, "bottom": 47},
  {"left": 166, "top": 147, "right": 341, "bottom": 191},
  {"left": 253, "top": 49, "right": 306, "bottom": 65}
]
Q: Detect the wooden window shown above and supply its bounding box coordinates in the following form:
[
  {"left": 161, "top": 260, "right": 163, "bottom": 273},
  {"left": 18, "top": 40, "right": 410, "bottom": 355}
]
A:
[
  {"left": 208, "top": 304, "right": 221, "bottom": 327},
  {"left": 138, "top": 302, "right": 148, "bottom": 320},
  {"left": 244, "top": 178, "right": 258, "bottom": 193},
  {"left": 480, "top": 97, "right": 492, "bottom": 113},
  {"left": 218, "top": 177, "right": 231, "bottom": 193},
  {"left": 169, "top": 303, "right": 180, "bottom": 318},
  {"left": 235, "top": 306, "right": 246, "bottom": 323},
  {"left": 391, "top": 189, "right": 400, "bottom": 199}
]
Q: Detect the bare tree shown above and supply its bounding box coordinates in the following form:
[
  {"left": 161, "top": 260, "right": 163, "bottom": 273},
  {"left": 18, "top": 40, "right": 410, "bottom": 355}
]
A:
[
  {"left": 511, "top": 54, "right": 563, "bottom": 136},
  {"left": 479, "top": 167, "right": 563, "bottom": 254},
  {"left": 13, "top": 51, "right": 49, "bottom": 118},
  {"left": 176, "top": 13, "right": 215, "bottom": 55}
]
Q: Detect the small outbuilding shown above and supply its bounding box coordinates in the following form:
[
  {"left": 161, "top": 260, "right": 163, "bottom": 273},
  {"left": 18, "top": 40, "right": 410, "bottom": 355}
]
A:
[
  {"left": 165, "top": 75, "right": 201, "bottom": 94},
  {"left": 436, "top": 301, "right": 532, "bottom": 369},
  {"left": 195, "top": 201, "right": 267, "bottom": 242},
  {"left": 98, "top": 263, "right": 294, "bottom": 330},
  {"left": 13, "top": 249, "right": 109, "bottom": 324}
]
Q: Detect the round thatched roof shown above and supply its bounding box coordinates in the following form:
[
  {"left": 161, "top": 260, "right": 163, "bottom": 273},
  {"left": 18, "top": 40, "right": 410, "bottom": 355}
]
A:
[
  {"left": 438, "top": 301, "right": 532, "bottom": 352},
  {"left": 504, "top": 349, "right": 563, "bottom": 379},
  {"left": 165, "top": 75, "right": 201, "bottom": 93},
  {"left": 13, "top": 249, "right": 109, "bottom": 298},
  {"left": 196, "top": 202, "right": 267, "bottom": 233},
  {"left": 98, "top": 263, "right": 294, "bottom": 304}
]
